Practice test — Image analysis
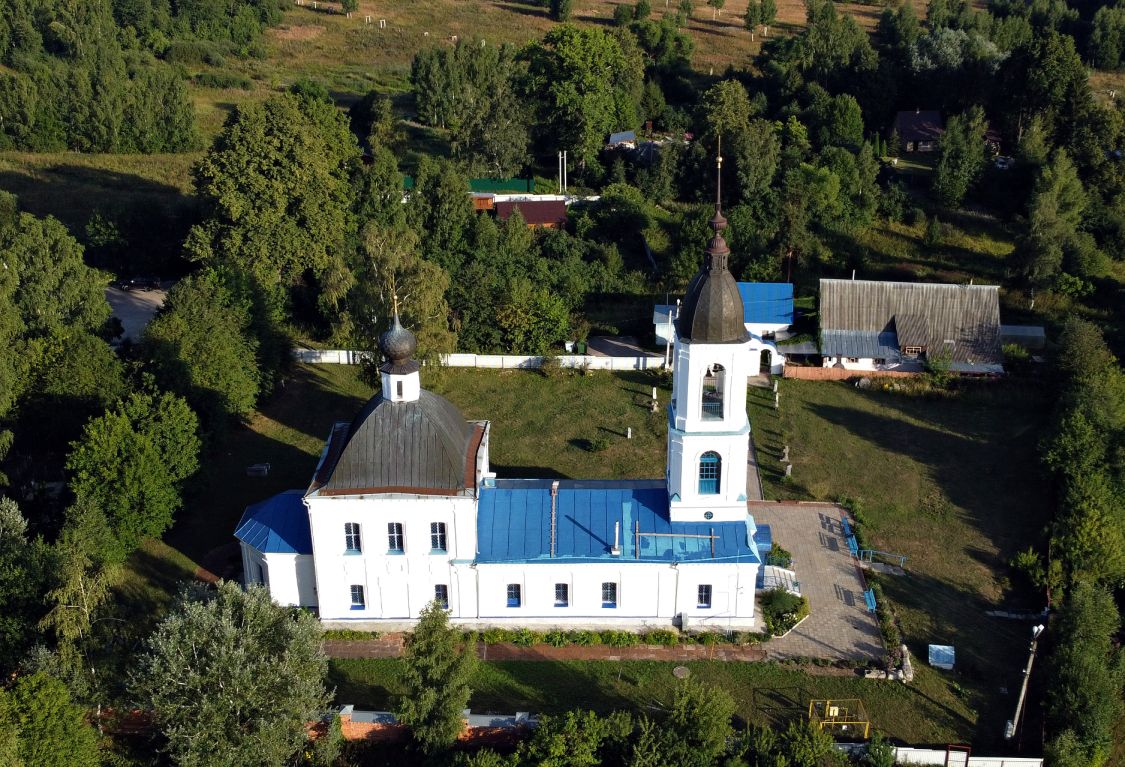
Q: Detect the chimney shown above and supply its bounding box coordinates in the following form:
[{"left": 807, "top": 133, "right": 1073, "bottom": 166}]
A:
[
  {"left": 550, "top": 481, "right": 559, "bottom": 558},
  {"left": 611, "top": 521, "right": 622, "bottom": 556}
]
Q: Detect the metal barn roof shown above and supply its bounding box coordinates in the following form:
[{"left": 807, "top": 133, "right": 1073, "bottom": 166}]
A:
[
  {"left": 820, "top": 330, "right": 902, "bottom": 361},
  {"left": 476, "top": 479, "right": 759, "bottom": 564},
  {"left": 819, "top": 279, "right": 1002, "bottom": 365},
  {"left": 235, "top": 490, "right": 312, "bottom": 555},
  {"left": 737, "top": 283, "right": 795, "bottom": 326}
]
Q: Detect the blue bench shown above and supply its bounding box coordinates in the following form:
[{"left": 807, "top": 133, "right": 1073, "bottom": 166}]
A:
[
  {"left": 846, "top": 535, "right": 859, "bottom": 557},
  {"left": 863, "top": 589, "right": 877, "bottom": 613}
]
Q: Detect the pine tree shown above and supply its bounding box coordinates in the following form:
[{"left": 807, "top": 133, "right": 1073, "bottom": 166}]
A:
[{"left": 397, "top": 601, "right": 477, "bottom": 753}]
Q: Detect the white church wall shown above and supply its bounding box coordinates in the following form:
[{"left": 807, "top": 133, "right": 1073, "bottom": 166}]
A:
[
  {"left": 307, "top": 494, "right": 477, "bottom": 621},
  {"left": 241, "top": 544, "right": 318, "bottom": 609}
]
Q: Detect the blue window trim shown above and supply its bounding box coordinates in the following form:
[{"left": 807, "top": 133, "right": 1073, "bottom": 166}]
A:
[
  {"left": 506, "top": 584, "right": 521, "bottom": 608},
  {"left": 601, "top": 582, "right": 617, "bottom": 608},
  {"left": 699, "top": 452, "right": 721, "bottom": 495},
  {"left": 554, "top": 583, "right": 569, "bottom": 607},
  {"left": 349, "top": 585, "right": 365, "bottom": 611}
]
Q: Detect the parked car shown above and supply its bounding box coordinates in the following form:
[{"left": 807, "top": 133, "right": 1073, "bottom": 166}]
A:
[{"left": 116, "top": 276, "right": 161, "bottom": 291}]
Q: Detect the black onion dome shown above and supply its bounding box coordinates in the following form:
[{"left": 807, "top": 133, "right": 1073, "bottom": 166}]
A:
[
  {"left": 379, "top": 312, "right": 420, "bottom": 374},
  {"left": 675, "top": 208, "right": 750, "bottom": 345}
]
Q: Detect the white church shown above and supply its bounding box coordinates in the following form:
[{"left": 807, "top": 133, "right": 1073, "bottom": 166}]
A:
[{"left": 235, "top": 201, "right": 764, "bottom": 630}]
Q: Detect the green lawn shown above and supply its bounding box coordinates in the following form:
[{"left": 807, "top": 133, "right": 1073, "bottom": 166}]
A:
[
  {"left": 748, "top": 378, "right": 1052, "bottom": 746},
  {"left": 328, "top": 657, "right": 977, "bottom": 744}
]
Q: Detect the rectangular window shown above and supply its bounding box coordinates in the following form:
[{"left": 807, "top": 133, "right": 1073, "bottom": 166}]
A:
[
  {"left": 350, "top": 585, "right": 365, "bottom": 610},
  {"left": 697, "top": 584, "right": 713, "bottom": 609},
  {"left": 434, "top": 584, "right": 449, "bottom": 610},
  {"left": 554, "top": 583, "right": 569, "bottom": 607},
  {"left": 602, "top": 582, "right": 618, "bottom": 608},
  {"left": 430, "top": 522, "right": 448, "bottom": 552},
  {"left": 396, "top": 381, "right": 404, "bottom": 397},
  {"left": 387, "top": 522, "right": 404, "bottom": 552},
  {"left": 847, "top": 357, "right": 859, "bottom": 364},
  {"left": 507, "top": 583, "right": 521, "bottom": 607},
  {"left": 904, "top": 346, "right": 923, "bottom": 356},
  {"left": 344, "top": 522, "right": 362, "bottom": 554}
]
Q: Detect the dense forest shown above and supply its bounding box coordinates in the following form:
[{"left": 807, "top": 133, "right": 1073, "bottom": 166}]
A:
[
  {"left": 0, "top": 0, "right": 1123, "bottom": 764},
  {"left": 0, "top": 0, "right": 281, "bottom": 151}
]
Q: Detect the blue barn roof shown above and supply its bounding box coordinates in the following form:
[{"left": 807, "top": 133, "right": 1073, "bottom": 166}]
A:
[
  {"left": 235, "top": 490, "right": 312, "bottom": 555},
  {"left": 477, "top": 479, "right": 759, "bottom": 564},
  {"left": 737, "top": 283, "right": 794, "bottom": 326}
]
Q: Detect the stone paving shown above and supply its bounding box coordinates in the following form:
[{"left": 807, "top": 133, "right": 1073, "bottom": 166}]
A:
[{"left": 749, "top": 501, "right": 885, "bottom": 662}]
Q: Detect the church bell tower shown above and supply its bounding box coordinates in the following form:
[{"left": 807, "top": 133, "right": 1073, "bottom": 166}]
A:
[{"left": 666, "top": 154, "right": 752, "bottom": 523}]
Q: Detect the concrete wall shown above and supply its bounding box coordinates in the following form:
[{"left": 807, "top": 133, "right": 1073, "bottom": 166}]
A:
[{"left": 293, "top": 349, "right": 664, "bottom": 371}]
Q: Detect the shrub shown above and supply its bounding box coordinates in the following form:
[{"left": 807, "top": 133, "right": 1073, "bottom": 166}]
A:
[
  {"left": 643, "top": 629, "right": 679, "bottom": 646},
  {"left": 569, "top": 630, "right": 598, "bottom": 646},
  {"left": 482, "top": 628, "right": 513, "bottom": 644},
  {"left": 589, "top": 433, "right": 610, "bottom": 452},
  {"left": 540, "top": 355, "right": 566, "bottom": 379},
  {"left": 511, "top": 628, "right": 541, "bottom": 646},
  {"left": 613, "top": 4, "right": 634, "bottom": 26},
  {"left": 322, "top": 629, "right": 381, "bottom": 641},
  {"left": 766, "top": 542, "right": 793, "bottom": 568},
  {"left": 544, "top": 630, "right": 570, "bottom": 647},
  {"left": 601, "top": 630, "right": 640, "bottom": 647},
  {"left": 905, "top": 207, "right": 926, "bottom": 226},
  {"left": 194, "top": 72, "right": 253, "bottom": 90},
  {"left": 759, "top": 588, "right": 809, "bottom": 636}
]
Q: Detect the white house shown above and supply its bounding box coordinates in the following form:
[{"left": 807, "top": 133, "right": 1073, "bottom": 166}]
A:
[
  {"left": 236, "top": 206, "right": 762, "bottom": 630},
  {"left": 655, "top": 282, "right": 792, "bottom": 376},
  {"left": 818, "top": 279, "right": 1004, "bottom": 374}
]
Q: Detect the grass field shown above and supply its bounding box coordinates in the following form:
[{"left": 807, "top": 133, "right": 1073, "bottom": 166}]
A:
[
  {"left": 748, "top": 378, "right": 1052, "bottom": 745},
  {"left": 328, "top": 657, "right": 977, "bottom": 744}
]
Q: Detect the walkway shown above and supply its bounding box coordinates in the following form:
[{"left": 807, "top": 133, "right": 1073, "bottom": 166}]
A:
[
  {"left": 105, "top": 285, "right": 167, "bottom": 341},
  {"left": 748, "top": 502, "right": 884, "bottom": 662},
  {"left": 746, "top": 432, "right": 764, "bottom": 501}
]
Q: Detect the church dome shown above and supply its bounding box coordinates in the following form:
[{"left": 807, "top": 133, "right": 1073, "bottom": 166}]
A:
[
  {"left": 309, "top": 390, "right": 484, "bottom": 496},
  {"left": 675, "top": 209, "right": 750, "bottom": 345},
  {"left": 379, "top": 312, "right": 420, "bottom": 374}
]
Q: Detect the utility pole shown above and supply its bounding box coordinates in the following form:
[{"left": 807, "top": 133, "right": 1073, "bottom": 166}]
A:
[{"left": 1005, "top": 624, "right": 1046, "bottom": 741}]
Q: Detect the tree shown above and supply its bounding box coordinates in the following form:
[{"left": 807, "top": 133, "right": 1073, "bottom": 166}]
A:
[
  {"left": 347, "top": 223, "right": 456, "bottom": 368},
  {"left": 700, "top": 79, "right": 753, "bottom": 142},
  {"left": 932, "top": 105, "right": 988, "bottom": 207},
  {"left": 1, "top": 674, "right": 100, "bottom": 767},
  {"left": 341, "top": 0, "right": 358, "bottom": 13},
  {"left": 355, "top": 146, "right": 407, "bottom": 231},
  {"left": 760, "top": 0, "right": 776, "bottom": 29},
  {"left": 1090, "top": 6, "right": 1125, "bottom": 70},
  {"left": 0, "top": 498, "right": 51, "bottom": 674},
  {"left": 520, "top": 710, "right": 623, "bottom": 766},
  {"left": 708, "top": 0, "right": 725, "bottom": 20},
  {"left": 550, "top": 0, "right": 573, "bottom": 22},
  {"left": 186, "top": 94, "right": 359, "bottom": 314},
  {"left": 523, "top": 25, "right": 644, "bottom": 165},
  {"left": 66, "top": 390, "right": 200, "bottom": 563},
  {"left": 635, "top": 0, "right": 653, "bottom": 21},
  {"left": 397, "top": 601, "right": 477, "bottom": 754},
  {"left": 614, "top": 4, "right": 634, "bottom": 26},
  {"left": 133, "top": 581, "right": 328, "bottom": 767},
  {"left": 449, "top": 45, "right": 530, "bottom": 179},
  {"left": 407, "top": 157, "right": 476, "bottom": 273},
  {"left": 1045, "top": 583, "right": 1124, "bottom": 766},
  {"left": 662, "top": 681, "right": 736, "bottom": 767},
  {"left": 798, "top": 0, "right": 877, "bottom": 87},
  {"left": 144, "top": 271, "right": 262, "bottom": 427},
  {"left": 1020, "top": 151, "right": 1087, "bottom": 285}
]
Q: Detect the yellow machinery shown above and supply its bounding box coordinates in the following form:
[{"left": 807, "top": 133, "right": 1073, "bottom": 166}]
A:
[{"left": 807, "top": 698, "right": 871, "bottom": 739}]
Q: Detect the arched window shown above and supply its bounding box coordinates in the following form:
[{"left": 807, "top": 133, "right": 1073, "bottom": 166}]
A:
[
  {"left": 698, "top": 452, "right": 721, "bottom": 495},
  {"left": 701, "top": 364, "right": 726, "bottom": 420}
]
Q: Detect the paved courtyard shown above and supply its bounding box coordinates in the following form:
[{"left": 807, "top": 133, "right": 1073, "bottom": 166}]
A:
[{"left": 750, "top": 501, "right": 884, "bottom": 662}]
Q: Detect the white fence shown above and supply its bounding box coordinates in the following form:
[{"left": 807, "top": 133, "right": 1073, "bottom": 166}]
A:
[
  {"left": 835, "top": 744, "right": 1041, "bottom": 767},
  {"left": 293, "top": 349, "right": 665, "bottom": 371}
]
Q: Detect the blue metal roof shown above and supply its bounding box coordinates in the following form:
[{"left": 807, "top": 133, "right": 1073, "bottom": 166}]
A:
[
  {"left": 820, "top": 329, "right": 901, "bottom": 360},
  {"left": 235, "top": 490, "right": 312, "bottom": 555},
  {"left": 477, "top": 479, "right": 759, "bottom": 564},
  {"left": 737, "top": 283, "right": 794, "bottom": 326}
]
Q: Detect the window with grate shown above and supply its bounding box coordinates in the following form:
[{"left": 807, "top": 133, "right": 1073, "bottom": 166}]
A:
[
  {"left": 698, "top": 451, "right": 721, "bottom": 495},
  {"left": 350, "top": 585, "right": 365, "bottom": 610},
  {"left": 430, "top": 522, "right": 447, "bottom": 552},
  {"left": 387, "top": 522, "right": 404, "bottom": 552},
  {"left": 344, "top": 522, "right": 362, "bottom": 553},
  {"left": 697, "top": 584, "right": 712, "bottom": 608},
  {"left": 602, "top": 582, "right": 617, "bottom": 608},
  {"left": 554, "top": 583, "right": 569, "bottom": 607},
  {"left": 507, "top": 583, "right": 521, "bottom": 607},
  {"left": 434, "top": 584, "right": 449, "bottom": 610}
]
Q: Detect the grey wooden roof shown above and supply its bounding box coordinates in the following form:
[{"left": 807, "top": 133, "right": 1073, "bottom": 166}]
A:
[
  {"left": 819, "top": 279, "right": 1002, "bottom": 365},
  {"left": 309, "top": 391, "right": 483, "bottom": 496}
]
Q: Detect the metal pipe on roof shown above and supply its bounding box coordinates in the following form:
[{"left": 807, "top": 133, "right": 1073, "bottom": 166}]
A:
[{"left": 550, "top": 481, "right": 559, "bottom": 558}]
